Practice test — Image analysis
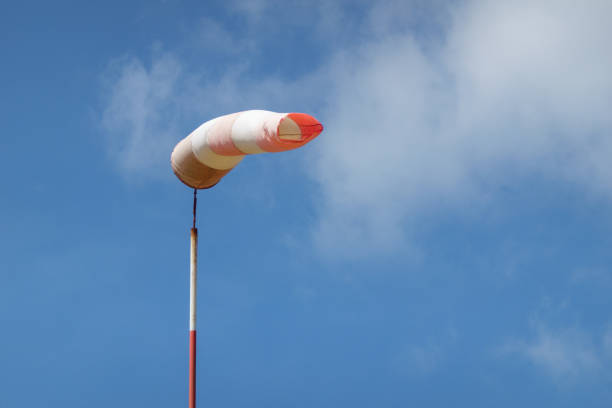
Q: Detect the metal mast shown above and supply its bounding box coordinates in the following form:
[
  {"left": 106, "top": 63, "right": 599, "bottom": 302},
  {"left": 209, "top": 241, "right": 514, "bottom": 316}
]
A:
[{"left": 189, "top": 188, "right": 198, "bottom": 408}]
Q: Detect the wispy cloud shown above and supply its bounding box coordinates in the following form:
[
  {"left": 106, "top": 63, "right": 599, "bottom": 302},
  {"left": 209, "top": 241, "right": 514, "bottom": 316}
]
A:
[
  {"left": 100, "top": 53, "right": 182, "bottom": 178},
  {"left": 392, "top": 327, "right": 458, "bottom": 376},
  {"left": 571, "top": 267, "right": 612, "bottom": 287},
  {"left": 98, "top": 0, "right": 612, "bottom": 255},
  {"left": 397, "top": 344, "right": 442, "bottom": 375},
  {"left": 501, "top": 323, "right": 611, "bottom": 381}
]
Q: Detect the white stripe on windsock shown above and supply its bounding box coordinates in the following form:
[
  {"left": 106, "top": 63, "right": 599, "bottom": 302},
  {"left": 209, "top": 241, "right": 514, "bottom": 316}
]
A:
[
  {"left": 230, "top": 110, "right": 281, "bottom": 154},
  {"left": 190, "top": 119, "right": 244, "bottom": 170}
]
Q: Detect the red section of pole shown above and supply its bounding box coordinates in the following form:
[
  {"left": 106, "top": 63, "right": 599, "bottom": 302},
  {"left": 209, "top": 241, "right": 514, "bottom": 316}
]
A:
[{"left": 189, "top": 330, "right": 196, "bottom": 408}]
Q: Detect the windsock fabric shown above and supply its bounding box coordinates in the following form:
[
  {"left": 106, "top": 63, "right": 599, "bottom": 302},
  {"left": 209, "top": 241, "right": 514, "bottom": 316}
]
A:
[{"left": 171, "top": 110, "right": 323, "bottom": 189}]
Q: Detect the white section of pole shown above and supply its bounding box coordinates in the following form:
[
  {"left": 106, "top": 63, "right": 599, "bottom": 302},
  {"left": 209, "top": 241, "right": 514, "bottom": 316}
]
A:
[
  {"left": 190, "top": 228, "right": 198, "bottom": 331},
  {"left": 189, "top": 227, "right": 197, "bottom": 408}
]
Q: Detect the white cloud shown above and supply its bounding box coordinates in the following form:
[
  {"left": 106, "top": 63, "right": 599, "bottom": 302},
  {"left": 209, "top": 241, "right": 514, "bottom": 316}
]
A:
[
  {"left": 99, "top": 0, "right": 612, "bottom": 255},
  {"left": 309, "top": 0, "right": 612, "bottom": 255}
]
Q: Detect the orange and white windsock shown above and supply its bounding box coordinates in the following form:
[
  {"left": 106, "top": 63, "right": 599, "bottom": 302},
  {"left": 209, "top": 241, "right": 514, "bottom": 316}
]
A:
[{"left": 171, "top": 110, "right": 324, "bottom": 189}]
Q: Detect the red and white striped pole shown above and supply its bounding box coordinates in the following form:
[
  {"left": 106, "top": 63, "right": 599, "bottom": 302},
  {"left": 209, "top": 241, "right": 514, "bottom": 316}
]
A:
[{"left": 189, "top": 190, "right": 198, "bottom": 408}]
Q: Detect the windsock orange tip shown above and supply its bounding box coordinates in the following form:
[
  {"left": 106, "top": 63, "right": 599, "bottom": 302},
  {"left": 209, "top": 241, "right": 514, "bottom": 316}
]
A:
[{"left": 287, "top": 113, "right": 324, "bottom": 141}]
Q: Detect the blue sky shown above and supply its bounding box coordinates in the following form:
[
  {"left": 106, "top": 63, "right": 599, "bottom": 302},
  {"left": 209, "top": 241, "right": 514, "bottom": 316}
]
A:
[{"left": 2, "top": 0, "right": 612, "bottom": 406}]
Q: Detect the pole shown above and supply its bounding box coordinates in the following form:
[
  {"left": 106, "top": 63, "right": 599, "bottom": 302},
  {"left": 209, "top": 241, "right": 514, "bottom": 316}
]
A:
[{"left": 189, "top": 189, "right": 197, "bottom": 408}]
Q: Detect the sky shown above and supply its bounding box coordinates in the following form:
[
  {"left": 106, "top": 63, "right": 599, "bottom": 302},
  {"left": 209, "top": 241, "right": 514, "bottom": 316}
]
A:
[{"left": 1, "top": 0, "right": 612, "bottom": 406}]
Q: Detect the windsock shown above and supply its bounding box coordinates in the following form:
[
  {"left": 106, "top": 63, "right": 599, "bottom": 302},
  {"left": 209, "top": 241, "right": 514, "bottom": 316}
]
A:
[{"left": 171, "top": 110, "right": 323, "bottom": 189}]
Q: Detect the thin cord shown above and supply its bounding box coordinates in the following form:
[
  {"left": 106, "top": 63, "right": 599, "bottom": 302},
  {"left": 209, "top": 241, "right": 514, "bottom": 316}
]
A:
[{"left": 192, "top": 188, "right": 197, "bottom": 229}]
